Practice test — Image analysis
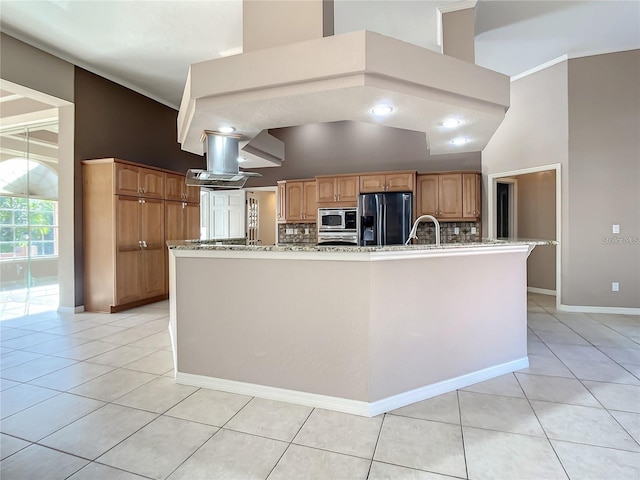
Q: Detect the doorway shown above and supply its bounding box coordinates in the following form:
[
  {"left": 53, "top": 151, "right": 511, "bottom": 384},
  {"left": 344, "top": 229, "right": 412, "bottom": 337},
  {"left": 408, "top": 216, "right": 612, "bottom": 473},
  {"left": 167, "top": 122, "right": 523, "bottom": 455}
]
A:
[
  {"left": 245, "top": 188, "right": 277, "bottom": 246},
  {"left": 496, "top": 179, "right": 517, "bottom": 239},
  {"left": 0, "top": 121, "right": 60, "bottom": 317},
  {"left": 488, "top": 164, "right": 561, "bottom": 306}
]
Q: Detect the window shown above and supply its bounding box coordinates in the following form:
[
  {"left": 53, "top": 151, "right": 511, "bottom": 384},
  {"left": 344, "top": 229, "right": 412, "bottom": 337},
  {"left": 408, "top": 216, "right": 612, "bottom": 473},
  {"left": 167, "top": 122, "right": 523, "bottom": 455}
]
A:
[{"left": 0, "top": 196, "right": 58, "bottom": 259}]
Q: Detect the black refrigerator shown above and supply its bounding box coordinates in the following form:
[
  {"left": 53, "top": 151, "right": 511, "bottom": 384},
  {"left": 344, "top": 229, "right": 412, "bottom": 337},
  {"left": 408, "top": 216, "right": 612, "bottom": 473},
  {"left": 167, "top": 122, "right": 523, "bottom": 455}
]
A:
[{"left": 358, "top": 192, "right": 413, "bottom": 246}]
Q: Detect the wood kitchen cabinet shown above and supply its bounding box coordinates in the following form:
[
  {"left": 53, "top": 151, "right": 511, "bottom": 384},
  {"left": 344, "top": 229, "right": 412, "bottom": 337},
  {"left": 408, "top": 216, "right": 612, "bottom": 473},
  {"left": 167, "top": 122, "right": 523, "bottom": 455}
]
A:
[
  {"left": 83, "top": 158, "right": 194, "bottom": 312},
  {"left": 316, "top": 175, "right": 359, "bottom": 206},
  {"left": 416, "top": 172, "right": 481, "bottom": 221},
  {"left": 462, "top": 173, "right": 481, "bottom": 219},
  {"left": 284, "top": 180, "right": 317, "bottom": 222},
  {"left": 115, "top": 162, "right": 164, "bottom": 198},
  {"left": 359, "top": 171, "right": 415, "bottom": 193},
  {"left": 277, "top": 181, "right": 286, "bottom": 223},
  {"left": 165, "top": 172, "right": 200, "bottom": 203}
]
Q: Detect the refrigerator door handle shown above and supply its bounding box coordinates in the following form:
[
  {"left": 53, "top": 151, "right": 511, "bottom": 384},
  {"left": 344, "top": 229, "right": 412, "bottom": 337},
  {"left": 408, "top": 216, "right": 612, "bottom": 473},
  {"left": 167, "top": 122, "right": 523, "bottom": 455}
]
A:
[
  {"left": 382, "top": 204, "right": 387, "bottom": 245},
  {"left": 377, "top": 199, "right": 383, "bottom": 247}
]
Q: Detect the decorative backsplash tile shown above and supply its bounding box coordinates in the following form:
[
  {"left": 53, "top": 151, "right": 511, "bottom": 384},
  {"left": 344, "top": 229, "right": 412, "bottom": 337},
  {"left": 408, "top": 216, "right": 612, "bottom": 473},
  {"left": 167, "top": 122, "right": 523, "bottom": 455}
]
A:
[
  {"left": 278, "top": 223, "right": 317, "bottom": 244},
  {"left": 415, "top": 221, "right": 481, "bottom": 244},
  {"left": 278, "top": 221, "right": 481, "bottom": 245}
]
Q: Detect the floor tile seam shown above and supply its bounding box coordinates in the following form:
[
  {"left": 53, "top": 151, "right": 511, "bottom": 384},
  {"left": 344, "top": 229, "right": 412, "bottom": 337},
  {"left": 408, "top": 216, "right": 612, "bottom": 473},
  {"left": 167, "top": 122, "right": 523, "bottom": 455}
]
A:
[
  {"left": 593, "top": 344, "right": 640, "bottom": 367},
  {"left": 386, "top": 411, "right": 462, "bottom": 426},
  {"left": 82, "top": 344, "right": 166, "bottom": 370},
  {"left": 458, "top": 387, "right": 526, "bottom": 401},
  {"left": 514, "top": 371, "right": 608, "bottom": 409},
  {"left": 219, "top": 425, "right": 301, "bottom": 445},
  {"left": 0, "top": 328, "right": 76, "bottom": 347},
  {"left": 0, "top": 357, "right": 81, "bottom": 384},
  {"left": 110, "top": 381, "right": 201, "bottom": 416},
  {"left": 4, "top": 443, "right": 92, "bottom": 478},
  {"left": 0, "top": 353, "right": 46, "bottom": 370},
  {"left": 456, "top": 390, "right": 470, "bottom": 480},
  {"left": 288, "top": 440, "right": 377, "bottom": 462},
  {"left": 546, "top": 436, "right": 640, "bottom": 454},
  {"left": 66, "top": 367, "right": 162, "bottom": 404},
  {"left": 0, "top": 389, "right": 64, "bottom": 421},
  {"left": 370, "top": 459, "right": 469, "bottom": 479},
  {"left": 48, "top": 341, "right": 125, "bottom": 361},
  {"left": 365, "top": 412, "right": 386, "bottom": 480},
  {"left": 216, "top": 395, "right": 257, "bottom": 431},
  {"left": 25, "top": 362, "right": 119, "bottom": 392},
  {"left": 570, "top": 371, "right": 638, "bottom": 413},
  {"left": 14, "top": 337, "right": 97, "bottom": 356},
  {"left": 288, "top": 405, "right": 315, "bottom": 445},
  {"left": 81, "top": 461, "right": 157, "bottom": 480},
  {"left": 160, "top": 427, "right": 222, "bottom": 480}
]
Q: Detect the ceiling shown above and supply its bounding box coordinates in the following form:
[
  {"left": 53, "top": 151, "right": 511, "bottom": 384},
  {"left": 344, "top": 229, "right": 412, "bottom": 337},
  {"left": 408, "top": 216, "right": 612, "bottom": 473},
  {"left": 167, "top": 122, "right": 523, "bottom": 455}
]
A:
[{"left": 1, "top": 0, "right": 638, "bottom": 110}]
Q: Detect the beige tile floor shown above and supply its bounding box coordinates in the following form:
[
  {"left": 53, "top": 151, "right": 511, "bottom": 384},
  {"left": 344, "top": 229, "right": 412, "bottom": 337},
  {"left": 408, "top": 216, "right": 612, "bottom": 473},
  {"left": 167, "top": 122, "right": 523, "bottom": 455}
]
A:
[{"left": 0, "top": 294, "right": 638, "bottom": 479}]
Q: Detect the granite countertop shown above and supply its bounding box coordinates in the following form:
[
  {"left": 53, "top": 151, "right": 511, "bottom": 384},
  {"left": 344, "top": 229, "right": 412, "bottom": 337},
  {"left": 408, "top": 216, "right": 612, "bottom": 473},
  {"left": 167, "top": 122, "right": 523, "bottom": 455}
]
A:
[{"left": 168, "top": 238, "right": 556, "bottom": 252}]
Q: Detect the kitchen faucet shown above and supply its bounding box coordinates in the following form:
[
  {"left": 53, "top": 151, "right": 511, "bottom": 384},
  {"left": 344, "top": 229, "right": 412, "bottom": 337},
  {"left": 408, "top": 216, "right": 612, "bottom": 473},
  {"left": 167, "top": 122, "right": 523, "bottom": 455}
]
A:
[{"left": 405, "top": 215, "right": 441, "bottom": 246}]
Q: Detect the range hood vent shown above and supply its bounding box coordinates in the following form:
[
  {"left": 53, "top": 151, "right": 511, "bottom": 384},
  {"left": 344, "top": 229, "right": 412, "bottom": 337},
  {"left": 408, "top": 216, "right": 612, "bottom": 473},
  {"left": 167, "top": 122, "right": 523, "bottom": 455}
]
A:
[{"left": 185, "top": 131, "right": 261, "bottom": 189}]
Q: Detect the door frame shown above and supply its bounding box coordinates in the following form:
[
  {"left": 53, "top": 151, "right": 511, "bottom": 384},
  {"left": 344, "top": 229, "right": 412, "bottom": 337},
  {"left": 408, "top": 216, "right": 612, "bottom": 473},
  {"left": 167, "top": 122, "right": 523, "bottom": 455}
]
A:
[
  {"left": 488, "top": 163, "right": 561, "bottom": 308},
  {"left": 495, "top": 178, "right": 518, "bottom": 238},
  {"left": 243, "top": 186, "right": 277, "bottom": 245}
]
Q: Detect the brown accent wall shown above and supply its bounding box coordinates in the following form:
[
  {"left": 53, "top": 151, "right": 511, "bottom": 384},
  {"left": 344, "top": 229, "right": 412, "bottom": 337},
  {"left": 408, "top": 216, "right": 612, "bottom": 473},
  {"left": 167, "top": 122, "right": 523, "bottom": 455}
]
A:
[
  {"left": 73, "top": 67, "right": 205, "bottom": 306},
  {"left": 245, "top": 121, "right": 480, "bottom": 187},
  {"left": 566, "top": 50, "right": 640, "bottom": 308},
  {"left": 516, "top": 171, "right": 556, "bottom": 291}
]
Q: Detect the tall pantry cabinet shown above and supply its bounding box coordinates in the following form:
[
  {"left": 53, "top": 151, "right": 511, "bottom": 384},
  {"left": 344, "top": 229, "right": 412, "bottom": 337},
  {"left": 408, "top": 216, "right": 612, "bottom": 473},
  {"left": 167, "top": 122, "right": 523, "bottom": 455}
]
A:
[{"left": 82, "top": 158, "right": 198, "bottom": 312}]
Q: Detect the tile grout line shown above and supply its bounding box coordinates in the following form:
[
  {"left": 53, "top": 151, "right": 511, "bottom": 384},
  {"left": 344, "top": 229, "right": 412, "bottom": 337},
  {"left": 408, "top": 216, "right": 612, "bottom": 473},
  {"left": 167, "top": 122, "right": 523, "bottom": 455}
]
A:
[{"left": 456, "top": 389, "right": 470, "bottom": 480}]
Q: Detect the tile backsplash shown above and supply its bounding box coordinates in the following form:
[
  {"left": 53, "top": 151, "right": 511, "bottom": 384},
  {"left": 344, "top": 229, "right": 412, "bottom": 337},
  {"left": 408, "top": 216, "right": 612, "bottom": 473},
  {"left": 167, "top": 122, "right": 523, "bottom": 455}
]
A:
[
  {"left": 278, "top": 221, "right": 481, "bottom": 245},
  {"left": 278, "top": 223, "right": 317, "bottom": 244},
  {"left": 415, "top": 221, "right": 481, "bottom": 244}
]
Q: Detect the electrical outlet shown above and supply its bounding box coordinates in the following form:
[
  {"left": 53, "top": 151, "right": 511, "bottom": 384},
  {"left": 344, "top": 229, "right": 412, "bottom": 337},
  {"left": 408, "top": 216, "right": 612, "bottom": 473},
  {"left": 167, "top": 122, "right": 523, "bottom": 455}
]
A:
[
  {"left": 612, "top": 282, "right": 619, "bottom": 292},
  {"left": 471, "top": 227, "right": 477, "bottom": 234},
  {"left": 305, "top": 228, "right": 310, "bottom": 235},
  {"left": 612, "top": 224, "right": 620, "bottom": 234},
  {"left": 286, "top": 228, "right": 294, "bottom": 235},
  {"left": 454, "top": 227, "right": 460, "bottom": 234}
]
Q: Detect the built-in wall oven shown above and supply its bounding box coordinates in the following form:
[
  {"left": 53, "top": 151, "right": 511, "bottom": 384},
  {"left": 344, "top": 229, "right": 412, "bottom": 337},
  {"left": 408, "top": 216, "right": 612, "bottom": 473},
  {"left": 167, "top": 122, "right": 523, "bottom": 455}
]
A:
[{"left": 317, "top": 207, "right": 359, "bottom": 245}]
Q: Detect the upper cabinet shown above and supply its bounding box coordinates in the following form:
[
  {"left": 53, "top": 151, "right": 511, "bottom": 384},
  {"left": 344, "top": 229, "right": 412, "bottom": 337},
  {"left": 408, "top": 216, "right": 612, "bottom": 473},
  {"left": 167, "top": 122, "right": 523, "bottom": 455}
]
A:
[
  {"left": 416, "top": 173, "right": 481, "bottom": 221},
  {"left": 359, "top": 171, "right": 415, "bottom": 193},
  {"left": 284, "top": 180, "right": 317, "bottom": 222},
  {"left": 165, "top": 172, "right": 200, "bottom": 203},
  {"left": 115, "top": 162, "right": 164, "bottom": 198},
  {"left": 316, "top": 175, "right": 359, "bottom": 206},
  {"left": 277, "top": 182, "right": 287, "bottom": 223},
  {"left": 462, "top": 173, "right": 481, "bottom": 219}
]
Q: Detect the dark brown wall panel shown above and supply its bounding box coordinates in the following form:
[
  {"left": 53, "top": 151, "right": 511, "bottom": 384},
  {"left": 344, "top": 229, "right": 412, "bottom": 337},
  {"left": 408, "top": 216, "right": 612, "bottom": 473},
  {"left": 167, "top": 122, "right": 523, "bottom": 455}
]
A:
[{"left": 74, "top": 67, "right": 205, "bottom": 306}]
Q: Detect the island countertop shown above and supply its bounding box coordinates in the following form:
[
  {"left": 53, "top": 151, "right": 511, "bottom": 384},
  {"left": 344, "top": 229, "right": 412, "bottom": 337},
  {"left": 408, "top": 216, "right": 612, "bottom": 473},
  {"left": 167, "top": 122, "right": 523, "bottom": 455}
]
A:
[{"left": 167, "top": 238, "right": 555, "bottom": 253}]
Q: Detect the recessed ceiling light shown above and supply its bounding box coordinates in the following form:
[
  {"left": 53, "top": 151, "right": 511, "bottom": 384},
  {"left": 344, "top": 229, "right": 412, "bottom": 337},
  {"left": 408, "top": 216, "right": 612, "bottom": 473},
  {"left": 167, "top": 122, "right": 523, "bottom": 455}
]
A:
[
  {"left": 371, "top": 104, "right": 393, "bottom": 116},
  {"left": 442, "top": 118, "right": 461, "bottom": 128},
  {"left": 450, "top": 137, "right": 469, "bottom": 146},
  {"left": 218, "top": 126, "right": 235, "bottom": 134},
  {"left": 237, "top": 157, "right": 247, "bottom": 163}
]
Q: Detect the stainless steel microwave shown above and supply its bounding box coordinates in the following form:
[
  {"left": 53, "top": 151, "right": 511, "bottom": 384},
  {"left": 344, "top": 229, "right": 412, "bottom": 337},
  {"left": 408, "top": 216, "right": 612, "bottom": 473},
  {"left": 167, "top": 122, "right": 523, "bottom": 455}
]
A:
[{"left": 318, "top": 207, "right": 358, "bottom": 231}]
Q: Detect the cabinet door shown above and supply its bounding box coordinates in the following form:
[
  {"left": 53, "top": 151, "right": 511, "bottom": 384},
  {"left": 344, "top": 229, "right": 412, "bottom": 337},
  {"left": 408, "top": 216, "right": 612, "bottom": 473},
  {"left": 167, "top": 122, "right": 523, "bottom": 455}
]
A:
[
  {"left": 115, "top": 164, "right": 140, "bottom": 196},
  {"left": 165, "top": 201, "right": 183, "bottom": 242},
  {"left": 303, "top": 181, "right": 317, "bottom": 221},
  {"left": 228, "top": 191, "right": 246, "bottom": 238},
  {"left": 277, "top": 182, "right": 286, "bottom": 223},
  {"left": 359, "top": 174, "right": 386, "bottom": 193},
  {"left": 165, "top": 173, "right": 184, "bottom": 201},
  {"left": 462, "top": 173, "right": 481, "bottom": 219},
  {"left": 416, "top": 175, "right": 439, "bottom": 216},
  {"left": 386, "top": 173, "right": 414, "bottom": 192},
  {"left": 285, "top": 182, "right": 304, "bottom": 221},
  {"left": 115, "top": 196, "right": 142, "bottom": 304},
  {"left": 316, "top": 177, "right": 337, "bottom": 203},
  {"left": 140, "top": 169, "right": 164, "bottom": 198},
  {"left": 184, "top": 203, "right": 201, "bottom": 239},
  {"left": 438, "top": 174, "right": 463, "bottom": 218},
  {"left": 336, "top": 176, "right": 359, "bottom": 203},
  {"left": 184, "top": 184, "right": 201, "bottom": 204},
  {"left": 140, "top": 198, "right": 166, "bottom": 297}
]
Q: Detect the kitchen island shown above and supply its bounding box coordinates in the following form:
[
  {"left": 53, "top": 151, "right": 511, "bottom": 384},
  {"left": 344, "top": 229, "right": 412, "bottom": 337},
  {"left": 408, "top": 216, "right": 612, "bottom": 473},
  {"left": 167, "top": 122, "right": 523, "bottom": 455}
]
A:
[{"left": 167, "top": 240, "right": 548, "bottom": 417}]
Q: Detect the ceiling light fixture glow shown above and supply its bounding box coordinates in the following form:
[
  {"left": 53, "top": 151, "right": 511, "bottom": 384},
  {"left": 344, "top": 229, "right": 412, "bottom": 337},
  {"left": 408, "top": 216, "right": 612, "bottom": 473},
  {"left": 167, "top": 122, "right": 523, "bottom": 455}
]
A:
[
  {"left": 442, "top": 118, "right": 461, "bottom": 128},
  {"left": 237, "top": 157, "right": 247, "bottom": 163},
  {"left": 450, "top": 137, "right": 469, "bottom": 146},
  {"left": 371, "top": 104, "right": 393, "bottom": 116},
  {"left": 218, "top": 126, "right": 235, "bottom": 134}
]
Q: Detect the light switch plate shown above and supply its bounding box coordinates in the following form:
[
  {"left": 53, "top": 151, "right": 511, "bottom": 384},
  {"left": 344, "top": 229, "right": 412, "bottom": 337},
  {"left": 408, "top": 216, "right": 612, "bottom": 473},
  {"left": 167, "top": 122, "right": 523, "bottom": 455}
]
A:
[
  {"left": 471, "top": 227, "right": 477, "bottom": 234},
  {"left": 612, "top": 282, "right": 619, "bottom": 292},
  {"left": 612, "top": 224, "right": 620, "bottom": 234},
  {"left": 454, "top": 227, "right": 460, "bottom": 234},
  {"left": 286, "top": 228, "right": 294, "bottom": 235}
]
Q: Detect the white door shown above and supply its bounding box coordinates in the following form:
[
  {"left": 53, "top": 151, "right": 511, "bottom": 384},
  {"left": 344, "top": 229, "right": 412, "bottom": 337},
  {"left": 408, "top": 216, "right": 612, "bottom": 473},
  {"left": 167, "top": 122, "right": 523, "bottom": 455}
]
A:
[{"left": 207, "top": 190, "right": 245, "bottom": 239}]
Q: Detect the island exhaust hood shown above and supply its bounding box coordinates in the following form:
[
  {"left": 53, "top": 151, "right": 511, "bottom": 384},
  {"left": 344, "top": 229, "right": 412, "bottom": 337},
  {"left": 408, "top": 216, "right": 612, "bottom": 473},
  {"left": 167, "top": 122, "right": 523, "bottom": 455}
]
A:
[{"left": 185, "top": 131, "right": 261, "bottom": 189}]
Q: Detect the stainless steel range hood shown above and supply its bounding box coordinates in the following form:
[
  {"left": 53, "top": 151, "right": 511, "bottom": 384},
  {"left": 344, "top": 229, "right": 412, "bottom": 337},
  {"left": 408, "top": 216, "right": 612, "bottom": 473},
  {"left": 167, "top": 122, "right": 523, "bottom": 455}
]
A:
[{"left": 185, "top": 131, "right": 261, "bottom": 189}]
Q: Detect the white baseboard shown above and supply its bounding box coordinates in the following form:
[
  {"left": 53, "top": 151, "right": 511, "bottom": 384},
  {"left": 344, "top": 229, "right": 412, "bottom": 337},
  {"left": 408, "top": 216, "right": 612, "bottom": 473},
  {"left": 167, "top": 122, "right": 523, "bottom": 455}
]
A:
[
  {"left": 176, "top": 357, "right": 530, "bottom": 417},
  {"left": 527, "top": 287, "right": 556, "bottom": 296},
  {"left": 558, "top": 304, "right": 640, "bottom": 315},
  {"left": 57, "top": 305, "right": 85, "bottom": 313}
]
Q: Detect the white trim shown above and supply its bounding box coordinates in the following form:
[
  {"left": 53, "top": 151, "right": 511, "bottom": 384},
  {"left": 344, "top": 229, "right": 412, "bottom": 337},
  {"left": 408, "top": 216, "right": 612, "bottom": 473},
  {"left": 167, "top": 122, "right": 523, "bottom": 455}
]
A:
[
  {"left": 487, "top": 163, "right": 562, "bottom": 311},
  {"left": 558, "top": 304, "right": 640, "bottom": 316},
  {"left": 511, "top": 55, "right": 568, "bottom": 82},
  {"left": 175, "top": 356, "right": 529, "bottom": 418},
  {"left": 528, "top": 287, "right": 556, "bottom": 296},
  {"left": 436, "top": 1, "right": 478, "bottom": 47}
]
